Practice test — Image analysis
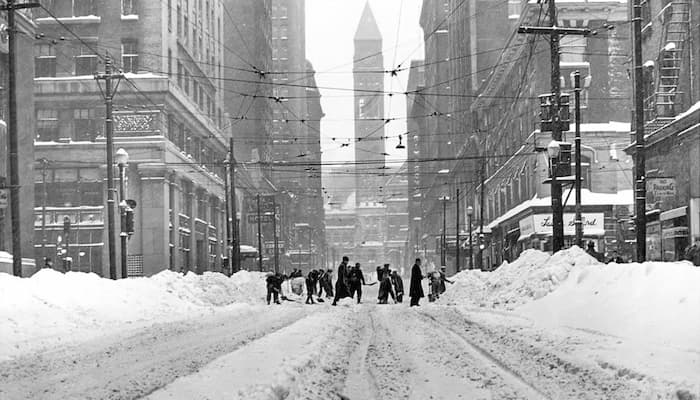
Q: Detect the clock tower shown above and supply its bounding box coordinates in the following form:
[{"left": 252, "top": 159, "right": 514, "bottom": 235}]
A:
[{"left": 353, "top": 2, "right": 386, "bottom": 264}]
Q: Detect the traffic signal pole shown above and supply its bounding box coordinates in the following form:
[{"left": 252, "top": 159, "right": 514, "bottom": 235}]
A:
[{"left": 518, "top": 0, "right": 591, "bottom": 253}]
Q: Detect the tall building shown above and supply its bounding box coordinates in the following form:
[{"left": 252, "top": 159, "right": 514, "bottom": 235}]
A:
[
  {"left": 270, "top": 0, "right": 314, "bottom": 267},
  {"left": 32, "top": 0, "right": 231, "bottom": 277},
  {"left": 0, "top": 10, "right": 36, "bottom": 275},
  {"left": 222, "top": 0, "right": 273, "bottom": 169},
  {"left": 625, "top": 0, "right": 700, "bottom": 261},
  {"left": 468, "top": 0, "right": 633, "bottom": 265},
  {"left": 353, "top": 3, "right": 386, "bottom": 265}
]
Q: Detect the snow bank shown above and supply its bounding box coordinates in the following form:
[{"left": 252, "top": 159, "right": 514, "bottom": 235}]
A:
[
  {"left": 519, "top": 260, "right": 700, "bottom": 349},
  {"left": 440, "top": 246, "right": 600, "bottom": 309},
  {"left": 440, "top": 246, "right": 700, "bottom": 349},
  {"left": 0, "top": 269, "right": 268, "bottom": 360}
]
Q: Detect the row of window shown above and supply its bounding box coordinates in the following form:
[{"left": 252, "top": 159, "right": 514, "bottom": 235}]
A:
[
  {"left": 36, "top": 0, "right": 138, "bottom": 18},
  {"left": 35, "top": 41, "right": 138, "bottom": 78}
]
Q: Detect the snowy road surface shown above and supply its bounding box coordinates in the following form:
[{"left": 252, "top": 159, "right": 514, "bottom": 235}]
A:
[{"left": 3, "top": 285, "right": 695, "bottom": 399}]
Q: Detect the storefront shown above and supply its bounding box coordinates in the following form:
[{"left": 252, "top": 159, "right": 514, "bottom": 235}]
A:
[{"left": 518, "top": 212, "right": 606, "bottom": 253}]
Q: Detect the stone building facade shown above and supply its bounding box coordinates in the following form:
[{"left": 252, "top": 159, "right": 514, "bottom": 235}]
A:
[{"left": 32, "top": 0, "right": 232, "bottom": 277}]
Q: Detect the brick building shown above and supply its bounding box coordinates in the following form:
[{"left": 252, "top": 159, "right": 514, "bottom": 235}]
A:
[
  {"left": 32, "top": 0, "right": 234, "bottom": 276},
  {"left": 469, "top": 0, "right": 634, "bottom": 265},
  {"left": 625, "top": 0, "right": 700, "bottom": 261}
]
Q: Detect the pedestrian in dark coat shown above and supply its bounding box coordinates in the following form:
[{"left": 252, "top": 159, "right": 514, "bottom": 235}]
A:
[
  {"left": 391, "top": 270, "right": 404, "bottom": 303},
  {"left": 409, "top": 258, "right": 425, "bottom": 307},
  {"left": 305, "top": 270, "right": 319, "bottom": 304},
  {"left": 332, "top": 257, "right": 351, "bottom": 305},
  {"left": 376, "top": 265, "right": 384, "bottom": 283},
  {"left": 348, "top": 263, "right": 366, "bottom": 303},
  {"left": 377, "top": 274, "right": 396, "bottom": 304},
  {"left": 684, "top": 238, "right": 700, "bottom": 266},
  {"left": 322, "top": 269, "right": 334, "bottom": 297},
  {"left": 266, "top": 273, "right": 282, "bottom": 305}
]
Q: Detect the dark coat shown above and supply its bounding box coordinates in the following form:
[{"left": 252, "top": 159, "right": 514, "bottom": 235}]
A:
[
  {"left": 409, "top": 263, "right": 424, "bottom": 298},
  {"left": 335, "top": 262, "right": 351, "bottom": 299},
  {"left": 392, "top": 274, "right": 404, "bottom": 295},
  {"left": 348, "top": 267, "right": 365, "bottom": 286},
  {"left": 378, "top": 276, "right": 395, "bottom": 302}
]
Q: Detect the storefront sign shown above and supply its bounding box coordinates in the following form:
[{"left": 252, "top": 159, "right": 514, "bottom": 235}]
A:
[
  {"left": 522, "top": 213, "right": 605, "bottom": 236},
  {"left": 647, "top": 178, "right": 676, "bottom": 199}
]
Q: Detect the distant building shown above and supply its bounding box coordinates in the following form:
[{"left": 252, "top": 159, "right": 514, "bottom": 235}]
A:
[
  {"left": 32, "top": 1, "right": 231, "bottom": 277},
  {"left": 383, "top": 163, "right": 409, "bottom": 270},
  {"left": 625, "top": 0, "right": 700, "bottom": 261},
  {"left": 0, "top": 11, "right": 36, "bottom": 274},
  {"left": 353, "top": 3, "right": 387, "bottom": 265}
]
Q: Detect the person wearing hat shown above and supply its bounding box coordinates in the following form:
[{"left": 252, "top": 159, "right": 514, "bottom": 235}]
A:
[
  {"left": 438, "top": 266, "right": 454, "bottom": 295},
  {"left": 409, "top": 258, "right": 425, "bottom": 306},
  {"left": 332, "top": 256, "right": 351, "bottom": 306},
  {"left": 586, "top": 241, "right": 604, "bottom": 262}
]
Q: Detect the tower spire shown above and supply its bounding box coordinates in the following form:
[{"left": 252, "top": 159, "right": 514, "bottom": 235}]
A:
[{"left": 354, "top": 2, "right": 382, "bottom": 42}]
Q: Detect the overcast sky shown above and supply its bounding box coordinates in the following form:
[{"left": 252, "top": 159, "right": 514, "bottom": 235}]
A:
[{"left": 306, "top": 0, "right": 424, "bottom": 166}]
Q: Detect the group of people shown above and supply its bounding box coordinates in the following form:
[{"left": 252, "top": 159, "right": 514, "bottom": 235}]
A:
[
  {"left": 265, "top": 256, "right": 455, "bottom": 307},
  {"left": 331, "top": 257, "right": 406, "bottom": 305}
]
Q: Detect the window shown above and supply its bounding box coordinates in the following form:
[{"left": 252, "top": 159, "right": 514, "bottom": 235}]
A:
[
  {"left": 168, "top": 48, "right": 173, "bottom": 77},
  {"left": 121, "top": 40, "right": 138, "bottom": 73},
  {"left": 75, "top": 43, "right": 98, "bottom": 75},
  {"left": 37, "top": 109, "right": 59, "bottom": 141},
  {"left": 641, "top": 0, "right": 651, "bottom": 27},
  {"left": 122, "top": 0, "right": 137, "bottom": 15},
  {"left": 177, "top": 61, "right": 183, "bottom": 87},
  {"left": 73, "top": 0, "right": 96, "bottom": 17},
  {"left": 177, "top": 5, "right": 182, "bottom": 36},
  {"left": 35, "top": 44, "right": 56, "bottom": 78},
  {"left": 74, "top": 108, "right": 99, "bottom": 141},
  {"left": 35, "top": 0, "right": 54, "bottom": 18}
]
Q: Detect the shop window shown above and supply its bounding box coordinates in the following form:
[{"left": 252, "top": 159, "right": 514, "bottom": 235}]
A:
[
  {"left": 35, "top": 44, "right": 56, "bottom": 78},
  {"left": 121, "top": 40, "right": 139, "bottom": 73}
]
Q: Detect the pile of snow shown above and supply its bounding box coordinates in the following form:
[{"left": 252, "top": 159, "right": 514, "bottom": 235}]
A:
[
  {"left": 519, "top": 260, "right": 700, "bottom": 349},
  {"left": 0, "top": 269, "right": 269, "bottom": 360},
  {"left": 440, "top": 246, "right": 600, "bottom": 309}
]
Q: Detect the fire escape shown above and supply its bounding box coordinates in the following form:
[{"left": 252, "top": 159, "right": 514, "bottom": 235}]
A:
[{"left": 644, "top": 0, "right": 691, "bottom": 132}]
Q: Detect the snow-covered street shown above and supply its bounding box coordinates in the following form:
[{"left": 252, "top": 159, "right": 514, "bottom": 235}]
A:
[{"left": 2, "top": 248, "right": 699, "bottom": 399}]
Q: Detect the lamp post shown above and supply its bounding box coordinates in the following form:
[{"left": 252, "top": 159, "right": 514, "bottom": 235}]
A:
[
  {"left": 573, "top": 71, "right": 583, "bottom": 248},
  {"left": 115, "top": 148, "right": 129, "bottom": 279},
  {"left": 467, "top": 206, "right": 474, "bottom": 269},
  {"left": 547, "top": 140, "right": 562, "bottom": 252}
]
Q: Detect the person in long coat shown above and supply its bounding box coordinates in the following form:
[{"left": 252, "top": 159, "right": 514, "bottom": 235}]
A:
[
  {"left": 332, "top": 256, "right": 351, "bottom": 306},
  {"left": 391, "top": 270, "right": 404, "bottom": 303},
  {"left": 409, "top": 258, "right": 425, "bottom": 307}
]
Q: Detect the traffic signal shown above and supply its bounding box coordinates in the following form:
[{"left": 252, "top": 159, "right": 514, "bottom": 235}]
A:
[
  {"left": 125, "top": 199, "right": 137, "bottom": 235},
  {"left": 555, "top": 142, "right": 572, "bottom": 177}
]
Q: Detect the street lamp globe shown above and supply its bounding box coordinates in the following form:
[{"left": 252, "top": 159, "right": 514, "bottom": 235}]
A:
[
  {"left": 115, "top": 148, "right": 129, "bottom": 166},
  {"left": 466, "top": 206, "right": 474, "bottom": 216},
  {"left": 547, "top": 140, "right": 561, "bottom": 159}
]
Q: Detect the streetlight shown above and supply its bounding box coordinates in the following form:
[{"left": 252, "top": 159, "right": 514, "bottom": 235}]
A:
[
  {"left": 467, "top": 205, "right": 474, "bottom": 269},
  {"left": 115, "top": 148, "right": 129, "bottom": 279}
]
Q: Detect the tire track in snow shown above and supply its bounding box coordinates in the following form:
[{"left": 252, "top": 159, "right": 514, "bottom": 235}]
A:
[
  {"left": 433, "top": 306, "right": 647, "bottom": 399},
  {"left": 417, "top": 311, "right": 550, "bottom": 399},
  {"left": 0, "top": 306, "right": 312, "bottom": 400},
  {"left": 341, "top": 310, "right": 382, "bottom": 400}
]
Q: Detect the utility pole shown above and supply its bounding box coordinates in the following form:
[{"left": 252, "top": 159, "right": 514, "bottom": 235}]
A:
[
  {"left": 95, "top": 55, "right": 124, "bottom": 280},
  {"left": 229, "top": 138, "right": 240, "bottom": 272},
  {"left": 256, "top": 194, "right": 263, "bottom": 271},
  {"left": 2, "top": 0, "right": 40, "bottom": 276},
  {"left": 441, "top": 196, "right": 447, "bottom": 267},
  {"left": 632, "top": 0, "right": 647, "bottom": 261},
  {"left": 224, "top": 152, "right": 232, "bottom": 275},
  {"left": 272, "top": 195, "right": 279, "bottom": 274},
  {"left": 518, "top": 0, "right": 591, "bottom": 253},
  {"left": 455, "top": 188, "right": 460, "bottom": 272},
  {"left": 574, "top": 71, "right": 583, "bottom": 248},
  {"left": 478, "top": 163, "right": 485, "bottom": 270}
]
